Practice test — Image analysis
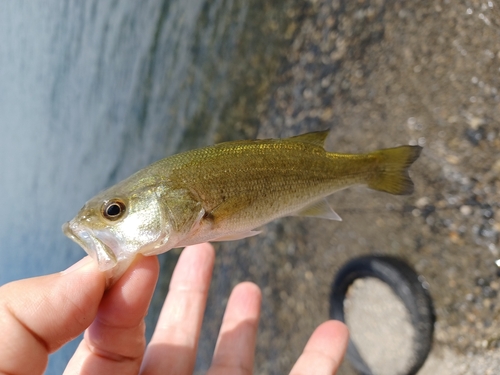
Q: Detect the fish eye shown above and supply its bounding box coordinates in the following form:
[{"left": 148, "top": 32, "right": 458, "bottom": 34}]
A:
[{"left": 102, "top": 199, "right": 127, "bottom": 221}]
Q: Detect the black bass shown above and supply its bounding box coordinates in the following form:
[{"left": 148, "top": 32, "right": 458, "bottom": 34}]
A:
[{"left": 63, "top": 131, "right": 421, "bottom": 283}]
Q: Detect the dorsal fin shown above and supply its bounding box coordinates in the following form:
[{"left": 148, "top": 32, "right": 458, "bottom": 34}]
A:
[{"left": 287, "top": 130, "right": 330, "bottom": 147}]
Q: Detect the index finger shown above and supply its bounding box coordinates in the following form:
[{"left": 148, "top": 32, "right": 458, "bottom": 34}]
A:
[
  {"left": 140, "top": 242, "right": 215, "bottom": 375},
  {"left": 64, "top": 254, "right": 159, "bottom": 375}
]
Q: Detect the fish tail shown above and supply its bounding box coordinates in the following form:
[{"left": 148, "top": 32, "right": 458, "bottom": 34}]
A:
[{"left": 367, "top": 146, "right": 422, "bottom": 195}]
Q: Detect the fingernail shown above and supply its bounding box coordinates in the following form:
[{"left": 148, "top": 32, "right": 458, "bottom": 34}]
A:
[{"left": 61, "top": 256, "right": 95, "bottom": 274}]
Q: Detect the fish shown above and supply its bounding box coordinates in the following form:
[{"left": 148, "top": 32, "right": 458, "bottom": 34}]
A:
[{"left": 63, "top": 130, "right": 422, "bottom": 284}]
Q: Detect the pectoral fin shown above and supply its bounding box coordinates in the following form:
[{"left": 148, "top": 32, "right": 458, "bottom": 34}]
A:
[
  {"left": 292, "top": 199, "right": 342, "bottom": 221},
  {"left": 211, "top": 230, "right": 262, "bottom": 242}
]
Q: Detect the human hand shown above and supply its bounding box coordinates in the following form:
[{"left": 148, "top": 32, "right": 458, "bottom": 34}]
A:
[{"left": 0, "top": 243, "right": 348, "bottom": 375}]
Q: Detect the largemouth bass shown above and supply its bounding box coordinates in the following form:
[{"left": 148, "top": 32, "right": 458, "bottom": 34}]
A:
[{"left": 63, "top": 130, "right": 421, "bottom": 283}]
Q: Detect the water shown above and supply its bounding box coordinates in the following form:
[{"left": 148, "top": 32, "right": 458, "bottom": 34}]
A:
[{"left": 0, "top": 0, "right": 295, "bottom": 373}]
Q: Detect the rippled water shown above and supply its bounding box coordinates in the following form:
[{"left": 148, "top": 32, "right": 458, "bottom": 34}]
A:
[{"left": 0, "top": 0, "right": 295, "bottom": 372}]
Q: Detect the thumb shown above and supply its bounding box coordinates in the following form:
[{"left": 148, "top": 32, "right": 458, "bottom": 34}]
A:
[{"left": 0, "top": 256, "right": 106, "bottom": 375}]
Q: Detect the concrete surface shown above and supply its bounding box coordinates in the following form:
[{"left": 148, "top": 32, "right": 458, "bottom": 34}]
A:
[{"left": 345, "top": 277, "right": 416, "bottom": 375}]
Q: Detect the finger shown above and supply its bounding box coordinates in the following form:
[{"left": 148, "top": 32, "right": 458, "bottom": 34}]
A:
[
  {"left": 64, "top": 255, "right": 159, "bottom": 375},
  {"left": 141, "top": 243, "right": 215, "bottom": 375},
  {"left": 207, "top": 282, "right": 261, "bottom": 375},
  {"left": 0, "top": 256, "right": 106, "bottom": 375},
  {"left": 289, "top": 320, "right": 349, "bottom": 375}
]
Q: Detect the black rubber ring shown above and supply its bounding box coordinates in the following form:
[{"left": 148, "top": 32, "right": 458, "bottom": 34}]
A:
[{"left": 329, "top": 255, "right": 435, "bottom": 375}]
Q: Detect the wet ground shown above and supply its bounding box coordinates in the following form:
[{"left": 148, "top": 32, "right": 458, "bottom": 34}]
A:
[{"left": 186, "top": 1, "right": 500, "bottom": 374}]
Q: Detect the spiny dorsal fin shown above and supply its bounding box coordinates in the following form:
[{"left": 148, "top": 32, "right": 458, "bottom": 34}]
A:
[{"left": 287, "top": 130, "right": 330, "bottom": 147}]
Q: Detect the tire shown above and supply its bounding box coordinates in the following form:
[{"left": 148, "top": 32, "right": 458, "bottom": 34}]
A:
[{"left": 329, "top": 255, "right": 435, "bottom": 375}]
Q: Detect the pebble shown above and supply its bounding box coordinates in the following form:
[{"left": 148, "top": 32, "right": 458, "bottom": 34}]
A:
[{"left": 460, "top": 205, "right": 473, "bottom": 216}]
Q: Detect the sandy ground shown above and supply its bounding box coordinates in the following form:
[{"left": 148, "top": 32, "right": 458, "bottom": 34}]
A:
[{"left": 186, "top": 1, "right": 500, "bottom": 374}]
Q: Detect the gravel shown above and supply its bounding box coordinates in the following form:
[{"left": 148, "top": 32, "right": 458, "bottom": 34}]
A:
[{"left": 193, "top": 1, "right": 500, "bottom": 374}]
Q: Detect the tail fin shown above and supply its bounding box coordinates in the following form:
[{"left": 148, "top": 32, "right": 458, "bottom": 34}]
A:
[{"left": 367, "top": 146, "right": 422, "bottom": 195}]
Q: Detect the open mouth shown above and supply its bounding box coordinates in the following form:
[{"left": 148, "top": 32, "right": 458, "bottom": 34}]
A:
[{"left": 63, "top": 221, "right": 118, "bottom": 271}]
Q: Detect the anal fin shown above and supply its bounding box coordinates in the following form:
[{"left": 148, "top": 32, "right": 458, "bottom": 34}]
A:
[{"left": 292, "top": 199, "right": 342, "bottom": 221}]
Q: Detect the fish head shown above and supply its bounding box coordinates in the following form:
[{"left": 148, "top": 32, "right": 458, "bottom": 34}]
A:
[{"left": 63, "top": 184, "right": 171, "bottom": 282}]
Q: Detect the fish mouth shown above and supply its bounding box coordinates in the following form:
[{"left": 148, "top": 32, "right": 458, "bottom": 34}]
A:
[{"left": 63, "top": 221, "right": 118, "bottom": 271}]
